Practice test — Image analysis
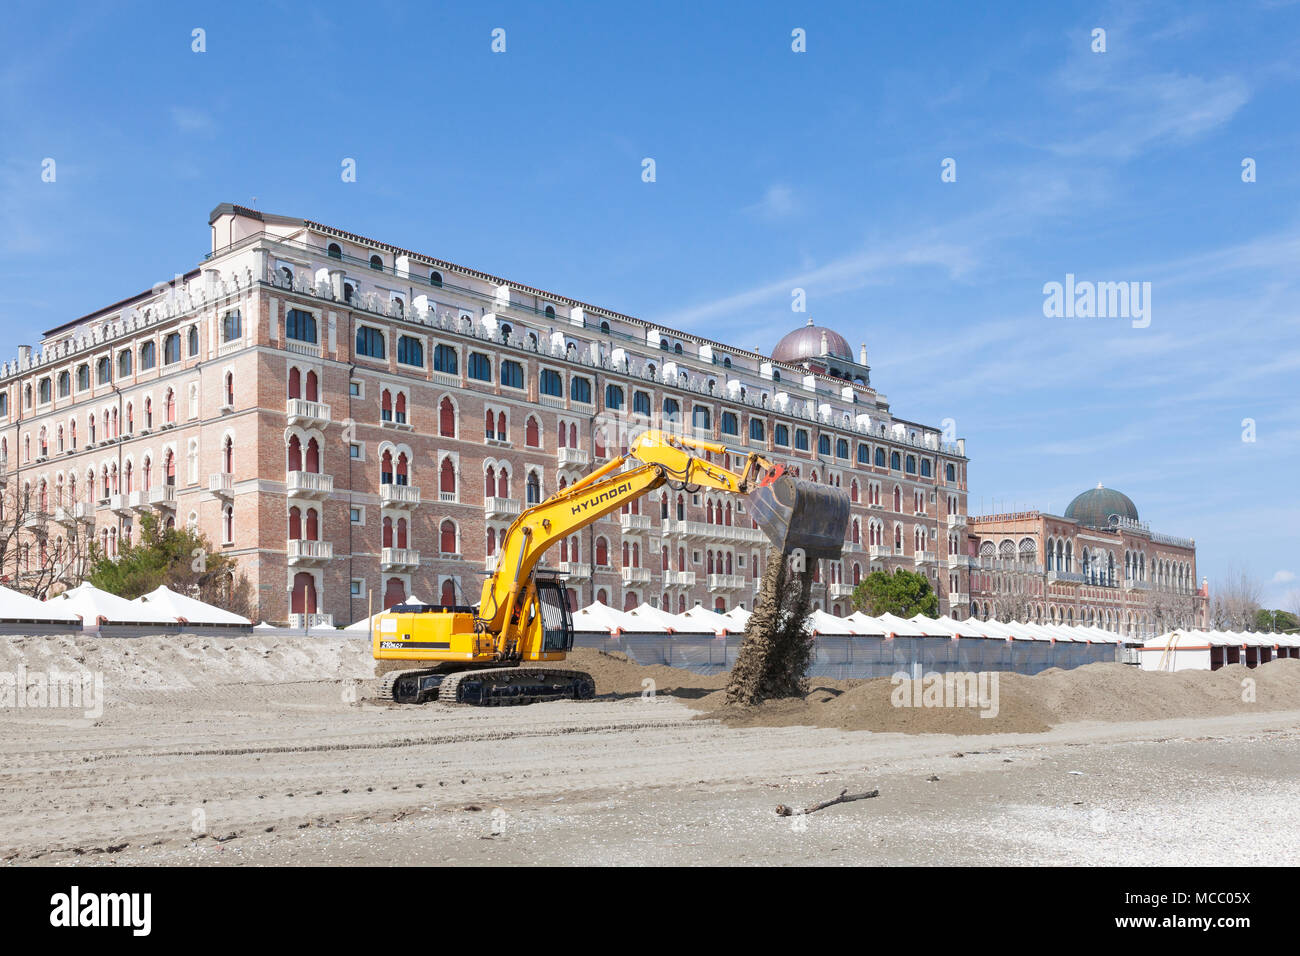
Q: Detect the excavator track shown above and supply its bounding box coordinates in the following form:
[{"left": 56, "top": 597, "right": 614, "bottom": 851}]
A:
[
  {"left": 438, "top": 667, "right": 597, "bottom": 706},
  {"left": 373, "top": 668, "right": 446, "bottom": 705},
  {"left": 370, "top": 666, "right": 597, "bottom": 706}
]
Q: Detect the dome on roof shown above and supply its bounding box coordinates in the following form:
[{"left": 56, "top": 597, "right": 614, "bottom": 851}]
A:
[
  {"left": 1065, "top": 484, "right": 1139, "bottom": 530},
  {"left": 772, "top": 318, "right": 854, "bottom": 365}
]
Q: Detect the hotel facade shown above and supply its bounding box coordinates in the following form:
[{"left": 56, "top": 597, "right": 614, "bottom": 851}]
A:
[
  {"left": 965, "top": 486, "right": 1208, "bottom": 638},
  {"left": 0, "top": 204, "right": 972, "bottom": 626}
]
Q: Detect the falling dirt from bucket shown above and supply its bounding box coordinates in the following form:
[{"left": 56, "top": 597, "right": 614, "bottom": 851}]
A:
[{"left": 725, "top": 546, "right": 815, "bottom": 706}]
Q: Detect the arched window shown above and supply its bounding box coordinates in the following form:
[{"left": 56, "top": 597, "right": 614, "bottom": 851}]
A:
[
  {"left": 525, "top": 416, "right": 539, "bottom": 447},
  {"left": 187, "top": 325, "right": 199, "bottom": 356},
  {"left": 526, "top": 471, "right": 541, "bottom": 504},
  {"left": 327, "top": 242, "right": 342, "bottom": 259},
  {"left": 163, "top": 333, "right": 181, "bottom": 365},
  {"left": 440, "top": 520, "right": 458, "bottom": 555},
  {"left": 440, "top": 457, "right": 456, "bottom": 496}
]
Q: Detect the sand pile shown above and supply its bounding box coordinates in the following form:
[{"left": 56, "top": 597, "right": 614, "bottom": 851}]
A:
[
  {"left": 0, "top": 634, "right": 375, "bottom": 700},
  {"left": 568, "top": 649, "right": 1300, "bottom": 735}
]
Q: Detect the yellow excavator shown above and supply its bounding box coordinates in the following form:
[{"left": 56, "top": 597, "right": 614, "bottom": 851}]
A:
[{"left": 372, "top": 429, "right": 850, "bottom": 705}]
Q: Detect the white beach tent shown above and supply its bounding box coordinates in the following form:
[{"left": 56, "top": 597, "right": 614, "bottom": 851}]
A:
[
  {"left": 0, "top": 585, "right": 82, "bottom": 624},
  {"left": 572, "top": 601, "right": 634, "bottom": 636},
  {"left": 1140, "top": 630, "right": 1213, "bottom": 671},
  {"left": 805, "top": 608, "right": 864, "bottom": 635},
  {"left": 45, "top": 583, "right": 178, "bottom": 627},
  {"left": 678, "top": 604, "right": 740, "bottom": 636},
  {"left": 132, "top": 585, "right": 251, "bottom": 626},
  {"left": 721, "top": 606, "right": 752, "bottom": 633},
  {"left": 845, "top": 612, "right": 890, "bottom": 637},
  {"left": 624, "top": 602, "right": 716, "bottom": 634}
]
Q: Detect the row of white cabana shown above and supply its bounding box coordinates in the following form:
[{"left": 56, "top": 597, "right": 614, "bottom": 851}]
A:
[
  {"left": 0, "top": 583, "right": 251, "bottom": 635},
  {"left": 573, "top": 601, "right": 1128, "bottom": 678},
  {"left": 1140, "top": 629, "right": 1300, "bottom": 672}
]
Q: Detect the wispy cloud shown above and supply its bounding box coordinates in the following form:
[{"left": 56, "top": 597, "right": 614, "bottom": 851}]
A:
[{"left": 743, "top": 184, "right": 801, "bottom": 220}]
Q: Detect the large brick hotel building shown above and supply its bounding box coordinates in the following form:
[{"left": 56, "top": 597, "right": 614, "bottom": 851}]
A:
[{"left": 0, "top": 204, "right": 976, "bottom": 626}]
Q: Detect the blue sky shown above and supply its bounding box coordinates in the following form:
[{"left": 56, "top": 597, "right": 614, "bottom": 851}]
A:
[{"left": 2, "top": 1, "right": 1298, "bottom": 607}]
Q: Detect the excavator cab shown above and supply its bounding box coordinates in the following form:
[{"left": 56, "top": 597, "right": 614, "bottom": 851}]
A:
[
  {"left": 748, "top": 469, "right": 852, "bottom": 562},
  {"left": 534, "top": 575, "right": 575, "bottom": 653}
]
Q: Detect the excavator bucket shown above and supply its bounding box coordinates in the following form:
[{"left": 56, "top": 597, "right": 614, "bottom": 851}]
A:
[{"left": 748, "top": 473, "right": 851, "bottom": 562}]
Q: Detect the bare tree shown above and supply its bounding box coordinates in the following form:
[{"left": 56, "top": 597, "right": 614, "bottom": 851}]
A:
[
  {"left": 0, "top": 478, "right": 91, "bottom": 598},
  {"left": 1211, "top": 566, "right": 1263, "bottom": 631}
]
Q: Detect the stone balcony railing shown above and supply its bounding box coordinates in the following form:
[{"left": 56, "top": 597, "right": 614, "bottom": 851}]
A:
[
  {"left": 380, "top": 483, "right": 420, "bottom": 508},
  {"left": 557, "top": 561, "right": 592, "bottom": 580},
  {"left": 707, "top": 573, "right": 747, "bottom": 590},
  {"left": 620, "top": 566, "right": 652, "bottom": 584},
  {"left": 619, "top": 513, "right": 653, "bottom": 533},
  {"left": 288, "top": 539, "right": 334, "bottom": 564},
  {"left": 557, "top": 447, "right": 590, "bottom": 468},
  {"left": 484, "top": 496, "right": 521, "bottom": 519},
  {"left": 149, "top": 485, "right": 176, "bottom": 508},
  {"left": 663, "top": 570, "right": 697, "bottom": 587},
  {"left": 381, "top": 547, "right": 420, "bottom": 569},
  {"left": 209, "top": 472, "right": 234, "bottom": 496},
  {"left": 286, "top": 397, "right": 331, "bottom": 428},
  {"left": 287, "top": 471, "right": 333, "bottom": 497},
  {"left": 869, "top": 545, "right": 893, "bottom": 559}
]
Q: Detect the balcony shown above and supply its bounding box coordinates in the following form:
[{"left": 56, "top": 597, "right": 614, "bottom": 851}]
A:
[
  {"left": 828, "top": 582, "right": 855, "bottom": 599},
  {"left": 620, "top": 566, "right": 652, "bottom": 585},
  {"left": 380, "top": 414, "right": 413, "bottom": 432},
  {"left": 379, "top": 483, "right": 420, "bottom": 508},
  {"left": 149, "top": 485, "right": 176, "bottom": 509},
  {"left": 73, "top": 502, "right": 93, "bottom": 523},
  {"left": 869, "top": 545, "right": 893, "bottom": 560},
  {"left": 914, "top": 551, "right": 937, "bottom": 565},
  {"left": 286, "top": 397, "right": 331, "bottom": 428},
  {"left": 1047, "top": 570, "right": 1084, "bottom": 584},
  {"left": 209, "top": 473, "right": 234, "bottom": 497},
  {"left": 619, "top": 513, "right": 653, "bottom": 533},
  {"left": 663, "top": 570, "right": 697, "bottom": 587},
  {"left": 381, "top": 547, "right": 420, "bottom": 570},
  {"left": 288, "top": 612, "right": 334, "bottom": 629},
  {"left": 484, "top": 496, "right": 521, "bottom": 519},
  {"left": 22, "top": 511, "right": 47, "bottom": 531},
  {"left": 110, "top": 494, "right": 131, "bottom": 516},
  {"left": 946, "top": 514, "right": 967, "bottom": 529},
  {"left": 557, "top": 561, "right": 592, "bottom": 580},
  {"left": 127, "top": 490, "right": 146, "bottom": 511},
  {"left": 288, "top": 471, "right": 334, "bottom": 498},
  {"left": 557, "top": 447, "right": 590, "bottom": 469},
  {"left": 843, "top": 539, "right": 863, "bottom": 553},
  {"left": 288, "top": 539, "right": 334, "bottom": 565},
  {"left": 1125, "top": 579, "right": 1153, "bottom": 591},
  {"left": 948, "top": 592, "right": 969, "bottom": 605},
  {"left": 484, "top": 555, "right": 500, "bottom": 572},
  {"left": 707, "top": 573, "right": 747, "bottom": 590},
  {"left": 53, "top": 506, "right": 76, "bottom": 527}
]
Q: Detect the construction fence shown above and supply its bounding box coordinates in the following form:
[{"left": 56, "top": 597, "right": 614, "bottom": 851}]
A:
[{"left": 574, "top": 631, "right": 1121, "bottom": 679}]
